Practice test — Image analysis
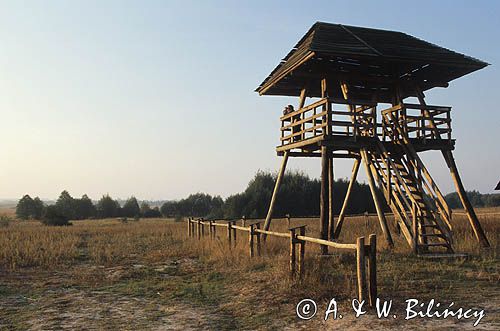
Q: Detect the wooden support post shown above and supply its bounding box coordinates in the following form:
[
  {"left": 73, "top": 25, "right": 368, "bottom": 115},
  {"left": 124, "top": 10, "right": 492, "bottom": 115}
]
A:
[
  {"left": 368, "top": 234, "right": 377, "bottom": 307},
  {"left": 200, "top": 218, "right": 205, "bottom": 237},
  {"left": 227, "top": 222, "right": 232, "bottom": 247},
  {"left": 290, "top": 228, "right": 296, "bottom": 278},
  {"left": 443, "top": 150, "right": 490, "bottom": 248},
  {"left": 263, "top": 151, "right": 289, "bottom": 239},
  {"left": 328, "top": 155, "right": 335, "bottom": 240},
  {"left": 298, "top": 226, "right": 306, "bottom": 279},
  {"left": 249, "top": 224, "right": 255, "bottom": 257},
  {"left": 286, "top": 214, "right": 291, "bottom": 228},
  {"left": 256, "top": 222, "right": 262, "bottom": 256},
  {"left": 360, "top": 149, "right": 394, "bottom": 248},
  {"left": 334, "top": 158, "right": 360, "bottom": 238},
  {"left": 356, "top": 237, "right": 367, "bottom": 303},
  {"left": 197, "top": 219, "right": 201, "bottom": 240},
  {"left": 208, "top": 220, "right": 212, "bottom": 239},
  {"left": 242, "top": 216, "right": 246, "bottom": 227},
  {"left": 210, "top": 221, "right": 215, "bottom": 239},
  {"left": 187, "top": 218, "right": 192, "bottom": 237},
  {"left": 320, "top": 145, "right": 329, "bottom": 255},
  {"left": 232, "top": 221, "right": 237, "bottom": 247}
]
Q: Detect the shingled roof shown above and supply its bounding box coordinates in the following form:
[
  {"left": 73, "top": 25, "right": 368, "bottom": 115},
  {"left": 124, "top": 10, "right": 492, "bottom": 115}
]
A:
[{"left": 256, "top": 22, "right": 488, "bottom": 102}]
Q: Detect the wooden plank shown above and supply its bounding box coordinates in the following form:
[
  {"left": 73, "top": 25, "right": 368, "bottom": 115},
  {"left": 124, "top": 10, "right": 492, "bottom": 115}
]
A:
[{"left": 254, "top": 228, "right": 291, "bottom": 239}]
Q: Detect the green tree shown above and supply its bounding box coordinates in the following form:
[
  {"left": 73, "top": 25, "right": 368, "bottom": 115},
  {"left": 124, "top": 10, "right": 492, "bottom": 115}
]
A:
[
  {"left": 122, "top": 197, "right": 140, "bottom": 217},
  {"left": 55, "top": 190, "right": 76, "bottom": 220},
  {"left": 96, "top": 194, "right": 120, "bottom": 218},
  {"left": 75, "top": 194, "right": 96, "bottom": 219},
  {"left": 16, "top": 194, "right": 35, "bottom": 220},
  {"left": 32, "top": 197, "right": 45, "bottom": 220},
  {"left": 160, "top": 201, "right": 178, "bottom": 217}
]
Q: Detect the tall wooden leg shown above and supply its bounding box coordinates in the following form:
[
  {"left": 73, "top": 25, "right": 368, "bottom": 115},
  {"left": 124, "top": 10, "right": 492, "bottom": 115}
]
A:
[
  {"left": 443, "top": 150, "right": 490, "bottom": 248},
  {"left": 328, "top": 155, "right": 335, "bottom": 240},
  {"left": 334, "top": 158, "right": 360, "bottom": 238},
  {"left": 361, "top": 149, "right": 394, "bottom": 248},
  {"left": 320, "top": 146, "right": 329, "bottom": 254},
  {"left": 263, "top": 151, "right": 289, "bottom": 240}
]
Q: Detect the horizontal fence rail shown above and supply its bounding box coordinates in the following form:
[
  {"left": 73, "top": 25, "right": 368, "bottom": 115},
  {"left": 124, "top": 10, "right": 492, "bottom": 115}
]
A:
[{"left": 187, "top": 216, "right": 377, "bottom": 306}]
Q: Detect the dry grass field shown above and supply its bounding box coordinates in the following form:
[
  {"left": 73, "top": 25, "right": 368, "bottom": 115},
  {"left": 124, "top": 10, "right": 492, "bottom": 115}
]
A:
[{"left": 0, "top": 208, "right": 498, "bottom": 330}]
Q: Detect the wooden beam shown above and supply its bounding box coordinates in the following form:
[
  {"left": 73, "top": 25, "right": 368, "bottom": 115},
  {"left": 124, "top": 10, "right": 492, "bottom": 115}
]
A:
[
  {"left": 443, "top": 150, "right": 490, "bottom": 248},
  {"left": 360, "top": 149, "right": 394, "bottom": 248},
  {"left": 263, "top": 152, "right": 289, "bottom": 239},
  {"left": 328, "top": 155, "right": 335, "bottom": 240},
  {"left": 320, "top": 145, "right": 329, "bottom": 254},
  {"left": 333, "top": 158, "right": 361, "bottom": 238}
]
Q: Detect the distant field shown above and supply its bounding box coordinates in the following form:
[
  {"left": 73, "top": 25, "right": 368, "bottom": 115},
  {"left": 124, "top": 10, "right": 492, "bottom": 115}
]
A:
[{"left": 0, "top": 209, "right": 498, "bottom": 330}]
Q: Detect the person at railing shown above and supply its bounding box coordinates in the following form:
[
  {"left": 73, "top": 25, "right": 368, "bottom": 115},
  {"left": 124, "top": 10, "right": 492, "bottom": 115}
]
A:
[
  {"left": 283, "top": 105, "right": 301, "bottom": 142},
  {"left": 283, "top": 104, "right": 294, "bottom": 115}
]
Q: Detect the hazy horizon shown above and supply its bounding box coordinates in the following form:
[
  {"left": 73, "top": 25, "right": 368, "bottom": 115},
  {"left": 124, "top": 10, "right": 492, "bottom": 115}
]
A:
[{"left": 1, "top": 0, "right": 499, "bottom": 201}]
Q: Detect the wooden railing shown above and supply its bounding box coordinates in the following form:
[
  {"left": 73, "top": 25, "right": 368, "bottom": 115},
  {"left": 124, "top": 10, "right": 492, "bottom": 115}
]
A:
[
  {"left": 279, "top": 99, "right": 452, "bottom": 148},
  {"left": 279, "top": 97, "right": 377, "bottom": 147},
  {"left": 187, "top": 216, "right": 377, "bottom": 306},
  {"left": 381, "top": 103, "right": 452, "bottom": 143}
]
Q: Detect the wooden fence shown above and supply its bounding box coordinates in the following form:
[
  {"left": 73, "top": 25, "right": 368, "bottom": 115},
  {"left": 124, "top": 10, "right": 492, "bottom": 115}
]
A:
[{"left": 187, "top": 217, "right": 377, "bottom": 306}]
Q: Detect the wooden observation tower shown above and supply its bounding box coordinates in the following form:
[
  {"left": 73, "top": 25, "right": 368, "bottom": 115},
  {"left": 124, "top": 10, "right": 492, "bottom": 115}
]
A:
[{"left": 256, "top": 22, "right": 490, "bottom": 255}]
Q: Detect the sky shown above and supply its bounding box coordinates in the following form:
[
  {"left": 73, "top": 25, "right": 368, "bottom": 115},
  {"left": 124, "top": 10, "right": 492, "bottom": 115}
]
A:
[{"left": 0, "top": 0, "right": 499, "bottom": 200}]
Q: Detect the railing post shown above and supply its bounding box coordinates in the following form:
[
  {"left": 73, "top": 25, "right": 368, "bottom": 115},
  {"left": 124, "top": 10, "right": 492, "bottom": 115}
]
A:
[
  {"left": 227, "top": 221, "right": 232, "bottom": 247},
  {"left": 368, "top": 234, "right": 377, "bottom": 307},
  {"left": 187, "top": 218, "right": 192, "bottom": 237},
  {"left": 255, "top": 222, "right": 262, "bottom": 256},
  {"left": 289, "top": 228, "right": 296, "bottom": 279},
  {"left": 232, "top": 221, "right": 237, "bottom": 248},
  {"left": 249, "top": 224, "right": 255, "bottom": 257},
  {"left": 197, "top": 219, "right": 201, "bottom": 240},
  {"left": 356, "top": 237, "right": 367, "bottom": 303},
  {"left": 298, "top": 226, "right": 306, "bottom": 279}
]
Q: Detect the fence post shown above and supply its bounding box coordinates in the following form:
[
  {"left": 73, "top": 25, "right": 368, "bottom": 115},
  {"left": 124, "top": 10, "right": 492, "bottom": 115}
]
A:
[
  {"left": 286, "top": 214, "right": 291, "bottom": 227},
  {"left": 356, "top": 236, "right": 367, "bottom": 303},
  {"left": 208, "top": 220, "right": 213, "bottom": 239},
  {"left": 197, "top": 219, "right": 201, "bottom": 240},
  {"left": 255, "top": 222, "right": 262, "bottom": 256},
  {"left": 242, "top": 216, "right": 246, "bottom": 227},
  {"left": 227, "top": 221, "right": 232, "bottom": 247},
  {"left": 201, "top": 218, "right": 205, "bottom": 237},
  {"left": 187, "top": 218, "right": 192, "bottom": 237},
  {"left": 290, "top": 228, "right": 296, "bottom": 278},
  {"left": 368, "top": 234, "right": 377, "bottom": 307},
  {"left": 298, "top": 226, "right": 306, "bottom": 279},
  {"left": 249, "top": 224, "right": 255, "bottom": 257},
  {"left": 232, "top": 221, "right": 237, "bottom": 248}
]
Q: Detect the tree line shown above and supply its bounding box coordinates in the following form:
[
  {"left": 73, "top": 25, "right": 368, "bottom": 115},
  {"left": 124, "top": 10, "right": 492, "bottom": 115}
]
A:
[{"left": 16, "top": 170, "right": 500, "bottom": 225}]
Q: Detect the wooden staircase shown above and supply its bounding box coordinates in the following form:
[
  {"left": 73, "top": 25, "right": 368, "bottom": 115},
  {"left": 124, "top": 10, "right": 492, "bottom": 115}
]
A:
[{"left": 360, "top": 107, "right": 455, "bottom": 254}]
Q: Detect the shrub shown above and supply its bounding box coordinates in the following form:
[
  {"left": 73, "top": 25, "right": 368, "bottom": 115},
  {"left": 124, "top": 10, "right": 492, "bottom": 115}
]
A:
[{"left": 41, "top": 205, "right": 71, "bottom": 226}]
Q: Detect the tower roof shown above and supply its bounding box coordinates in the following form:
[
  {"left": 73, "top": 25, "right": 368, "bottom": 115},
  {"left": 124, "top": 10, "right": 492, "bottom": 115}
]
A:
[{"left": 256, "top": 22, "right": 488, "bottom": 102}]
